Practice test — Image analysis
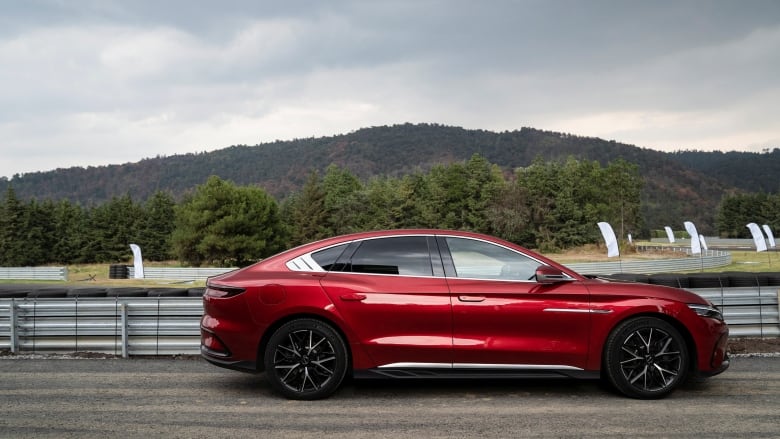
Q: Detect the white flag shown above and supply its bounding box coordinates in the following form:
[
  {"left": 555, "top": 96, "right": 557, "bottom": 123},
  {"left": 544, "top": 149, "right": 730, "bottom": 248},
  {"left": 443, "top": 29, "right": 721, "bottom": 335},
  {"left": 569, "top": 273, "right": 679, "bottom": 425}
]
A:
[
  {"left": 684, "top": 221, "right": 701, "bottom": 255},
  {"left": 699, "top": 235, "right": 708, "bottom": 251},
  {"left": 628, "top": 233, "right": 633, "bottom": 245},
  {"left": 664, "top": 226, "right": 675, "bottom": 243},
  {"left": 129, "top": 243, "right": 145, "bottom": 279},
  {"left": 762, "top": 224, "right": 776, "bottom": 248},
  {"left": 597, "top": 222, "right": 620, "bottom": 258},
  {"left": 746, "top": 223, "right": 767, "bottom": 252}
]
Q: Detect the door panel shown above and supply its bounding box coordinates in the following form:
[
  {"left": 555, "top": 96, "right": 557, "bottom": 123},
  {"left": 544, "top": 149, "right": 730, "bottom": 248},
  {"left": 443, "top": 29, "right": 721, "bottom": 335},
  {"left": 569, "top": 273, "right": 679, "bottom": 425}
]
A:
[
  {"left": 320, "top": 273, "right": 452, "bottom": 367},
  {"left": 448, "top": 278, "right": 591, "bottom": 368},
  {"left": 439, "top": 236, "right": 590, "bottom": 369}
]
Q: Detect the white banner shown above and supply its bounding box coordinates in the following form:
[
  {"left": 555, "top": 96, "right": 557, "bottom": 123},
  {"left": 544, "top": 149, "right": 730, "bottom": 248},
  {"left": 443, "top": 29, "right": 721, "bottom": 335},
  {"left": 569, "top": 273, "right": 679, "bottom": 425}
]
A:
[
  {"left": 129, "top": 244, "right": 145, "bottom": 279},
  {"left": 762, "top": 224, "right": 776, "bottom": 248},
  {"left": 597, "top": 222, "right": 620, "bottom": 258},
  {"left": 699, "top": 235, "right": 708, "bottom": 251},
  {"left": 684, "top": 221, "right": 701, "bottom": 255},
  {"left": 664, "top": 226, "right": 675, "bottom": 243},
  {"left": 746, "top": 223, "right": 767, "bottom": 252}
]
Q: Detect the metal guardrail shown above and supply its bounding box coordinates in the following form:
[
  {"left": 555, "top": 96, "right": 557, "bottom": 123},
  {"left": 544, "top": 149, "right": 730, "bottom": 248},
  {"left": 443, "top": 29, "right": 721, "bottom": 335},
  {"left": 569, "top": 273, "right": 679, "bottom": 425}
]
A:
[
  {"left": 0, "top": 267, "right": 68, "bottom": 281},
  {"left": 0, "top": 286, "right": 777, "bottom": 357},
  {"left": 691, "top": 287, "right": 780, "bottom": 337},
  {"left": 0, "top": 297, "right": 201, "bottom": 356},
  {"left": 567, "top": 249, "right": 731, "bottom": 274},
  {"left": 127, "top": 267, "right": 235, "bottom": 281}
]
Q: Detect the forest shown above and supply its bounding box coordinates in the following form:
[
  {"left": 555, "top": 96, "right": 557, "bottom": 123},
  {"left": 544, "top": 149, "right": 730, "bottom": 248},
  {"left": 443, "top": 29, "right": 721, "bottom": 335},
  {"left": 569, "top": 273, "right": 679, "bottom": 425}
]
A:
[{"left": 1, "top": 155, "right": 647, "bottom": 267}]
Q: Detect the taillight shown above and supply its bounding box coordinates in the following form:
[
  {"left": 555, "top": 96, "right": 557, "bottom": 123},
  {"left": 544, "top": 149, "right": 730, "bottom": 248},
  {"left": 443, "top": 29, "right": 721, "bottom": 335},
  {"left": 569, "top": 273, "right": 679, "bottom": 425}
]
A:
[{"left": 205, "top": 284, "right": 246, "bottom": 298}]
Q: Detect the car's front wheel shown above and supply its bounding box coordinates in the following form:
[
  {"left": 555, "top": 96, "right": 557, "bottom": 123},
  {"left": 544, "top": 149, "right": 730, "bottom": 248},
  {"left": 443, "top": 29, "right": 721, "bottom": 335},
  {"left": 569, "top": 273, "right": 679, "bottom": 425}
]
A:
[
  {"left": 263, "top": 318, "right": 348, "bottom": 400},
  {"left": 604, "top": 316, "right": 689, "bottom": 399}
]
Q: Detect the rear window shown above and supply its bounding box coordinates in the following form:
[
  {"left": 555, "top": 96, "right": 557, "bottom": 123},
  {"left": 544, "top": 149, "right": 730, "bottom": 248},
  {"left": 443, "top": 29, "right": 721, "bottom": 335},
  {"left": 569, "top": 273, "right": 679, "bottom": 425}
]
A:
[{"left": 346, "top": 236, "right": 433, "bottom": 276}]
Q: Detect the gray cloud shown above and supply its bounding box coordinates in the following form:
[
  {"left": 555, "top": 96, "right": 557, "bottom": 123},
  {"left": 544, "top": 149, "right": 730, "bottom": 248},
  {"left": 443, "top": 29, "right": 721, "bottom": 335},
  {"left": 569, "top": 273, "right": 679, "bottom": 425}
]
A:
[{"left": 1, "top": 0, "right": 780, "bottom": 178}]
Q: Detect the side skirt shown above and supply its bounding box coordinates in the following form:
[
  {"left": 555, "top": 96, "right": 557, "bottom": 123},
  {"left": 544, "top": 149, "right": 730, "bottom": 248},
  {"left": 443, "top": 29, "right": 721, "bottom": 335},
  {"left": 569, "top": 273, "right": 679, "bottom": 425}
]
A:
[{"left": 354, "top": 367, "right": 599, "bottom": 380}]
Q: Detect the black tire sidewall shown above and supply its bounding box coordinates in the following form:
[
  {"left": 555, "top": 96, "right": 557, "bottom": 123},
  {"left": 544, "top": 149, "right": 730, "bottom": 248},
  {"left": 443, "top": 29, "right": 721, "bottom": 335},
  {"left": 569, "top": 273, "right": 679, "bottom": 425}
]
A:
[{"left": 263, "top": 318, "right": 348, "bottom": 400}]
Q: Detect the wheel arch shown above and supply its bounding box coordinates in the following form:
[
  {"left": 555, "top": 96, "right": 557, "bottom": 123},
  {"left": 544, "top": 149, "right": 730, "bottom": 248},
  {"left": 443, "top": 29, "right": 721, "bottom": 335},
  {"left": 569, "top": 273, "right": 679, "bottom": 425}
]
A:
[{"left": 256, "top": 313, "right": 354, "bottom": 374}]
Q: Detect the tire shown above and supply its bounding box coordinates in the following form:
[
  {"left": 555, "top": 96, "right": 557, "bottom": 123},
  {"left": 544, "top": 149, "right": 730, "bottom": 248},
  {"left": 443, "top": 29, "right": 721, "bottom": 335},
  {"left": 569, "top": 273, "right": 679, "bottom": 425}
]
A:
[
  {"left": 648, "top": 273, "right": 685, "bottom": 288},
  {"left": 147, "top": 288, "right": 189, "bottom": 297},
  {"left": 67, "top": 287, "right": 107, "bottom": 297},
  {"left": 106, "top": 287, "right": 148, "bottom": 297},
  {"left": 603, "top": 317, "right": 689, "bottom": 399},
  {"left": 263, "top": 318, "right": 348, "bottom": 400}
]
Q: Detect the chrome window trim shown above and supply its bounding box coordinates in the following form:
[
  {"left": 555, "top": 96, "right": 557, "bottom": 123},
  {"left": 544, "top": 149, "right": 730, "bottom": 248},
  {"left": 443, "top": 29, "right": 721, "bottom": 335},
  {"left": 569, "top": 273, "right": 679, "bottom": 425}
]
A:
[{"left": 284, "top": 233, "right": 575, "bottom": 283}]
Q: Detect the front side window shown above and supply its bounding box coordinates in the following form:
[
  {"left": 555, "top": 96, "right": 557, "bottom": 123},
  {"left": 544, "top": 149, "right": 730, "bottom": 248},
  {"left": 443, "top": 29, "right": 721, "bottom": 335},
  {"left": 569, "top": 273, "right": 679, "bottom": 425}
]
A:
[
  {"left": 445, "top": 237, "right": 541, "bottom": 281},
  {"left": 347, "top": 236, "right": 434, "bottom": 276}
]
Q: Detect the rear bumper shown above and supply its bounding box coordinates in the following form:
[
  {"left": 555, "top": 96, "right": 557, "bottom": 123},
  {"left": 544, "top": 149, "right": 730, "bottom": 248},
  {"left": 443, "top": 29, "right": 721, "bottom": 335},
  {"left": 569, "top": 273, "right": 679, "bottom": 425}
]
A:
[{"left": 201, "top": 347, "right": 258, "bottom": 373}]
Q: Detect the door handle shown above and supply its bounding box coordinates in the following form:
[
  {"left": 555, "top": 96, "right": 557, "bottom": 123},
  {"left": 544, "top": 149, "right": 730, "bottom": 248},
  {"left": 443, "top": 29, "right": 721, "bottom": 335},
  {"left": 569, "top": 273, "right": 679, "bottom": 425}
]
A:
[
  {"left": 458, "top": 295, "right": 485, "bottom": 302},
  {"left": 340, "top": 293, "right": 367, "bottom": 301}
]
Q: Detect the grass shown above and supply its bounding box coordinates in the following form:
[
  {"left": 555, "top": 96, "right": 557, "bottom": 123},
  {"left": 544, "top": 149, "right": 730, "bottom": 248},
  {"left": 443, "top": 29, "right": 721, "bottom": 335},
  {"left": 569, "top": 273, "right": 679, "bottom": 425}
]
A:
[
  {"left": 3, "top": 261, "right": 206, "bottom": 288},
  {"left": 701, "top": 250, "right": 777, "bottom": 273},
  {"left": 545, "top": 242, "right": 778, "bottom": 273}
]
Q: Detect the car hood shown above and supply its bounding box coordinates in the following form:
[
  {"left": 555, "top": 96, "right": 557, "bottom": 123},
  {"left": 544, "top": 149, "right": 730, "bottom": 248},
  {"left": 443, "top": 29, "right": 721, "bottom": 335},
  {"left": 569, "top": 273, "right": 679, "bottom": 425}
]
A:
[{"left": 582, "top": 277, "right": 710, "bottom": 305}]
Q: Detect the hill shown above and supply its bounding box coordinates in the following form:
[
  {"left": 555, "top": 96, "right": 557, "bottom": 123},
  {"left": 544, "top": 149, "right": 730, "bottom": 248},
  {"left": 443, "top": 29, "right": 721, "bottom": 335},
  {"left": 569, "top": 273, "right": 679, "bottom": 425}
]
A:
[{"left": 2, "top": 123, "right": 772, "bottom": 235}]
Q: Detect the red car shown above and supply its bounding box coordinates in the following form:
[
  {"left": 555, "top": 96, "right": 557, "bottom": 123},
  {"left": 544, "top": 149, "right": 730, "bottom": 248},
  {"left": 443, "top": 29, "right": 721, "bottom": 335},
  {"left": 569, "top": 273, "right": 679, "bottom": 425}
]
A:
[{"left": 201, "top": 229, "right": 729, "bottom": 400}]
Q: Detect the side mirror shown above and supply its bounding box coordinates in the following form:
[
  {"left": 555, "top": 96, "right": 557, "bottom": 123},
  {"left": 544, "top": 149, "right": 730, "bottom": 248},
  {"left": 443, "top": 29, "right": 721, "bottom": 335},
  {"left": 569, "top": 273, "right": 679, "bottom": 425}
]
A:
[{"left": 535, "top": 265, "right": 575, "bottom": 284}]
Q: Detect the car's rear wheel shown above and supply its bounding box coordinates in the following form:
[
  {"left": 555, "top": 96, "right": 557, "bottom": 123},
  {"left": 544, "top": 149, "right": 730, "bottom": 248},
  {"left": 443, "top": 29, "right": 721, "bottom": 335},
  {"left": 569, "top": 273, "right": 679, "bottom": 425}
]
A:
[
  {"left": 263, "top": 318, "right": 348, "bottom": 400},
  {"left": 604, "top": 316, "right": 689, "bottom": 399}
]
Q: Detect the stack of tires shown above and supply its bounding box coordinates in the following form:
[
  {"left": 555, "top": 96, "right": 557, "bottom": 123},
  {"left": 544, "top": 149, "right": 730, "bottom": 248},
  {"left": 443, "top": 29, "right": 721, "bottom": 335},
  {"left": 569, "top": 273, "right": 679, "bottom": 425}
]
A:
[
  {"left": 604, "top": 272, "right": 780, "bottom": 288},
  {"left": 108, "top": 265, "right": 129, "bottom": 279},
  {"left": 0, "top": 286, "right": 205, "bottom": 298}
]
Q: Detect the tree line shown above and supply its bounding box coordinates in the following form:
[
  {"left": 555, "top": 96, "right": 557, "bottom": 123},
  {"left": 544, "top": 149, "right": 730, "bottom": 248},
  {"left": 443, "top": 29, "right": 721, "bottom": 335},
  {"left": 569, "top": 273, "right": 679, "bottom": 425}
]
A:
[
  {"left": 1, "top": 154, "right": 644, "bottom": 267},
  {"left": 716, "top": 192, "right": 780, "bottom": 238}
]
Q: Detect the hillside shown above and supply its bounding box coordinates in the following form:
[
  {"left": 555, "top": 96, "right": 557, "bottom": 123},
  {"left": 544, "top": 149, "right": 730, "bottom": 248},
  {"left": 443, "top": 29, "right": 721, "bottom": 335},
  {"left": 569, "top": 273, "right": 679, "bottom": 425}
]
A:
[
  {"left": 668, "top": 149, "right": 780, "bottom": 193},
  {"left": 1, "top": 123, "right": 766, "bottom": 235}
]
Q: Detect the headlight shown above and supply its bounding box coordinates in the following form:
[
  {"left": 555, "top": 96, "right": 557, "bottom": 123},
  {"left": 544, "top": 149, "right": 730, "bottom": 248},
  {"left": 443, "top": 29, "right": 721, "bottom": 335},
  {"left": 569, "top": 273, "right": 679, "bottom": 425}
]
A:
[{"left": 688, "top": 304, "right": 724, "bottom": 321}]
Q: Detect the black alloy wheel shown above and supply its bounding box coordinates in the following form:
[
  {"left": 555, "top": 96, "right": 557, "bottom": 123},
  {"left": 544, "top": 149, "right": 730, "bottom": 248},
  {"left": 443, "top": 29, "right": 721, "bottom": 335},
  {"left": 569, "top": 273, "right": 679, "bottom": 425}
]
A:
[
  {"left": 604, "top": 316, "right": 689, "bottom": 399},
  {"left": 263, "top": 318, "right": 348, "bottom": 400}
]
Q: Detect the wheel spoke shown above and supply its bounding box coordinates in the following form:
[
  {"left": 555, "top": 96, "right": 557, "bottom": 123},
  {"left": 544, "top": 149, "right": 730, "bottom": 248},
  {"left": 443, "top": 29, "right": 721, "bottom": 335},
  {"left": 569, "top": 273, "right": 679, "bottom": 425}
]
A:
[
  {"left": 278, "top": 363, "right": 301, "bottom": 382},
  {"left": 287, "top": 334, "right": 301, "bottom": 355},
  {"left": 653, "top": 364, "right": 677, "bottom": 383},
  {"left": 312, "top": 356, "right": 336, "bottom": 375},
  {"left": 302, "top": 367, "right": 320, "bottom": 391}
]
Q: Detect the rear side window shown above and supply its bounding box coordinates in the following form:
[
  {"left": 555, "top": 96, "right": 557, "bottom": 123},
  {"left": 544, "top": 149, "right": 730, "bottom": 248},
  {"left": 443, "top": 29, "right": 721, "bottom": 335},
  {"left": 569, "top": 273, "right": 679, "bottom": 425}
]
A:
[
  {"left": 311, "top": 244, "right": 349, "bottom": 271},
  {"left": 347, "top": 236, "right": 433, "bottom": 276}
]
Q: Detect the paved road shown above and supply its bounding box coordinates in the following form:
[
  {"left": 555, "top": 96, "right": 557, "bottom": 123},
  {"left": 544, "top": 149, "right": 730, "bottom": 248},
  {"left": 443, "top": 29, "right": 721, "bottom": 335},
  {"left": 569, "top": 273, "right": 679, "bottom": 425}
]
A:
[{"left": 0, "top": 356, "right": 778, "bottom": 438}]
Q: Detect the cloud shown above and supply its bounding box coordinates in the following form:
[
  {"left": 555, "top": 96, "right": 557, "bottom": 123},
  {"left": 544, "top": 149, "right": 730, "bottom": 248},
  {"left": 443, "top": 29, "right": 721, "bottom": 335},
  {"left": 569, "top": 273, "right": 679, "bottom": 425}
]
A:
[{"left": 1, "top": 1, "right": 780, "bottom": 178}]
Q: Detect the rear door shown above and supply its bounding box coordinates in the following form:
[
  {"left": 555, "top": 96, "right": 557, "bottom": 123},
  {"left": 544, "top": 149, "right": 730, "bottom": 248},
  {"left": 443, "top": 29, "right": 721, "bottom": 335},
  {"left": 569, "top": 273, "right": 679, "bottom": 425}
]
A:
[{"left": 319, "top": 235, "right": 453, "bottom": 367}]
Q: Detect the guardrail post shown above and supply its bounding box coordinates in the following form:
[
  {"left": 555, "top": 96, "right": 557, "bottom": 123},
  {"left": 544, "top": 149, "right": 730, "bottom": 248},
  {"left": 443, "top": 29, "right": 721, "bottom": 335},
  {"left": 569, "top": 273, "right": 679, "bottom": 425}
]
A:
[
  {"left": 10, "top": 299, "right": 18, "bottom": 354},
  {"left": 121, "top": 303, "right": 129, "bottom": 358},
  {"left": 777, "top": 288, "right": 780, "bottom": 336}
]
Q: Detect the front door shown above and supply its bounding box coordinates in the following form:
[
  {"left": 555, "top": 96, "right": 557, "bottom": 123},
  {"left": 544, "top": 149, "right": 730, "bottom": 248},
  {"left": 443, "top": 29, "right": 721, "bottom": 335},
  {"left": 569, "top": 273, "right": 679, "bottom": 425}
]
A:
[{"left": 441, "top": 236, "right": 591, "bottom": 369}]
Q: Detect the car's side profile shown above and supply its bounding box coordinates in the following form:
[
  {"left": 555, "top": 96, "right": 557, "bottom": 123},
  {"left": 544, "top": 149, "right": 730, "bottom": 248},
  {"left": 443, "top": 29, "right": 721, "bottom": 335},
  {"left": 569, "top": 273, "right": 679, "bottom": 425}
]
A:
[{"left": 200, "top": 229, "right": 729, "bottom": 400}]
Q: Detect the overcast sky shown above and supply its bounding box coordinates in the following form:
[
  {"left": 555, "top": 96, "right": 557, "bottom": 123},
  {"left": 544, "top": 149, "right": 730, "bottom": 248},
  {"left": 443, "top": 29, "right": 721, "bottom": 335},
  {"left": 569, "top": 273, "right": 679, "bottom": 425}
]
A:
[{"left": 2, "top": 0, "right": 779, "bottom": 179}]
